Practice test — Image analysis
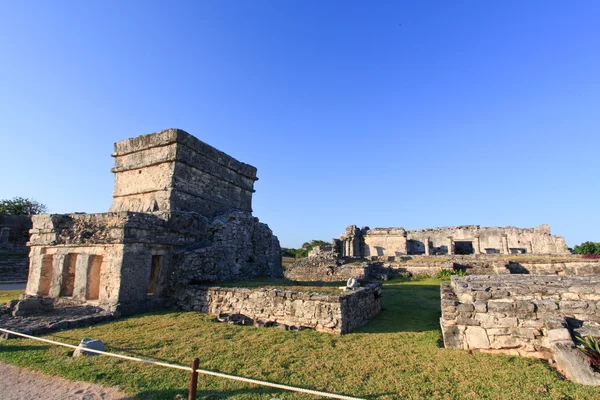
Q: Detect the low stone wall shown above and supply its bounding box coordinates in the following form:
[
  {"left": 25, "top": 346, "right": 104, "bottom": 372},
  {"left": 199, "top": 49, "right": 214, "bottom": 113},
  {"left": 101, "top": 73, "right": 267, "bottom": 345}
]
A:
[
  {"left": 283, "top": 256, "right": 367, "bottom": 282},
  {"left": 0, "top": 254, "right": 29, "bottom": 282},
  {"left": 441, "top": 275, "right": 600, "bottom": 359},
  {"left": 177, "top": 283, "right": 382, "bottom": 334}
]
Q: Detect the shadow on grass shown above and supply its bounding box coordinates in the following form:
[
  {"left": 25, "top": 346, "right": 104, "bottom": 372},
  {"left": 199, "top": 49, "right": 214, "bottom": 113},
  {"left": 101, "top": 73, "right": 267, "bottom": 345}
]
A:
[
  {"left": 136, "top": 386, "right": 390, "bottom": 400},
  {"left": 0, "top": 344, "right": 50, "bottom": 353},
  {"left": 358, "top": 281, "right": 442, "bottom": 334}
]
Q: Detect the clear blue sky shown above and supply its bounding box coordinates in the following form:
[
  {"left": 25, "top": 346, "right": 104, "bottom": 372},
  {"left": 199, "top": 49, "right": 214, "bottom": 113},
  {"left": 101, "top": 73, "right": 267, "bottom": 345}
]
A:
[{"left": 1, "top": 1, "right": 598, "bottom": 248}]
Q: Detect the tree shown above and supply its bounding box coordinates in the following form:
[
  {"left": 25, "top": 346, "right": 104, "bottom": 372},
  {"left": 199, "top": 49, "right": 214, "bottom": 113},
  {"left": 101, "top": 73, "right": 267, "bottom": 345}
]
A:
[
  {"left": 296, "top": 240, "right": 330, "bottom": 258},
  {"left": 0, "top": 197, "right": 48, "bottom": 215},
  {"left": 573, "top": 241, "right": 600, "bottom": 255}
]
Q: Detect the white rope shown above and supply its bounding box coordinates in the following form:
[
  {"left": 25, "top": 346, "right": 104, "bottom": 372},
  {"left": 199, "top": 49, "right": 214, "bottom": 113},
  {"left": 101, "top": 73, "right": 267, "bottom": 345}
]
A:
[{"left": 0, "top": 327, "right": 364, "bottom": 400}]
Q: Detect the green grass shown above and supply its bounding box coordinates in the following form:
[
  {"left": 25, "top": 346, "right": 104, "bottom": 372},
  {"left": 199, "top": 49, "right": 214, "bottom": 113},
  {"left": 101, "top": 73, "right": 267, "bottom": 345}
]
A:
[
  {"left": 0, "top": 289, "right": 23, "bottom": 303},
  {"left": 0, "top": 279, "right": 599, "bottom": 399},
  {"left": 217, "top": 278, "right": 345, "bottom": 295}
]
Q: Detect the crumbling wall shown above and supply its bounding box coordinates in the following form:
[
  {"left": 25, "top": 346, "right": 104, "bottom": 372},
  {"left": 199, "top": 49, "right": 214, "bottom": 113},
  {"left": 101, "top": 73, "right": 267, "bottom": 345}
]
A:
[
  {"left": 110, "top": 128, "right": 258, "bottom": 216},
  {"left": 363, "top": 228, "right": 407, "bottom": 257},
  {"left": 0, "top": 214, "right": 32, "bottom": 252},
  {"left": 441, "top": 275, "right": 600, "bottom": 358},
  {"left": 283, "top": 255, "right": 367, "bottom": 282},
  {"left": 176, "top": 283, "right": 382, "bottom": 334}
]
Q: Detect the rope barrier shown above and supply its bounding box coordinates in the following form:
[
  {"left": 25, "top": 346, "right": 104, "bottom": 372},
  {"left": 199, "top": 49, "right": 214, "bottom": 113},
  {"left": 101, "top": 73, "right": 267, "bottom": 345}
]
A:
[{"left": 0, "top": 327, "right": 364, "bottom": 400}]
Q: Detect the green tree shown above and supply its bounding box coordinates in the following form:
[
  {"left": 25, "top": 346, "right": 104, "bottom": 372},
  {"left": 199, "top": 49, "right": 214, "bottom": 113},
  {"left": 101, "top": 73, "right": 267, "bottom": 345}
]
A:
[
  {"left": 573, "top": 241, "right": 600, "bottom": 255},
  {"left": 0, "top": 197, "right": 48, "bottom": 215},
  {"left": 296, "top": 239, "right": 330, "bottom": 258}
]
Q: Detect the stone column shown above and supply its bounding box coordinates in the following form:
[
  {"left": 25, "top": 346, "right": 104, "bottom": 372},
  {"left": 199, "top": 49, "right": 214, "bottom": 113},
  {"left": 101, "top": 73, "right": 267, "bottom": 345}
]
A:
[
  {"left": 0, "top": 227, "right": 9, "bottom": 245},
  {"left": 501, "top": 234, "right": 509, "bottom": 255},
  {"left": 473, "top": 235, "right": 481, "bottom": 255},
  {"left": 447, "top": 237, "right": 454, "bottom": 255},
  {"left": 73, "top": 253, "right": 91, "bottom": 300},
  {"left": 25, "top": 247, "right": 44, "bottom": 295},
  {"left": 424, "top": 237, "right": 430, "bottom": 256},
  {"left": 528, "top": 241, "right": 533, "bottom": 255},
  {"left": 49, "top": 253, "right": 66, "bottom": 298}
]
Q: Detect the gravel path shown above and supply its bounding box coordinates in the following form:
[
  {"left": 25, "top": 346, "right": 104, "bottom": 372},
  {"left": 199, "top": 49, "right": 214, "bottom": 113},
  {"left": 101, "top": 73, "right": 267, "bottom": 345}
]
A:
[{"left": 0, "top": 362, "right": 133, "bottom": 400}]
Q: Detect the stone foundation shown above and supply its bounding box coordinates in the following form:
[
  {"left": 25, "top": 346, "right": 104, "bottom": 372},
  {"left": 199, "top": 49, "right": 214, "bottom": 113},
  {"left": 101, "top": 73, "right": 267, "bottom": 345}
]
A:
[
  {"left": 283, "top": 255, "right": 368, "bottom": 282},
  {"left": 441, "top": 275, "right": 600, "bottom": 358},
  {"left": 176, "top": 283, "right": 382, "bottom": 334}
]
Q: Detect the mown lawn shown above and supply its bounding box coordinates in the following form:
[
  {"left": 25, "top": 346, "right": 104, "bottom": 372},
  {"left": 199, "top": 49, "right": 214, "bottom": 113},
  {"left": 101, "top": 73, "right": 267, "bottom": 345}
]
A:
[
  {"left": 1, "top": 279, "right": 599, "bottom": 399},
  {"left": 0, "top": 289, "right": 23, "bottom": 303}
]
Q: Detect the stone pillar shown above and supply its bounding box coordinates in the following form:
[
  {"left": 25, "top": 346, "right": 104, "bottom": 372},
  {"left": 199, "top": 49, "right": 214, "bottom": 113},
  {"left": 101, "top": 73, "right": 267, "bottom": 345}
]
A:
[
  {"left": 447, "top": 237, "right": 454, "bottom": 255},
  {"left": 424, "top": 237, "right": 430, "bottom": 256},
  {"left": 501, "top": 234, "right": 509, "bottom": 255},
  {"left": 0, "top": 227, "right": 9, "bottom": 245},
  {"left": 49, "top": 253, "right": 66, "bottom": 298},
  {"left": 473, "top": 235, "right": 481, "bottom": 255},
  {"left": 528, "top": 241, "right": 533, "bottom": 255},
  {"left": 25, "top": 247, "right": 44, "bottom": 295},
  {"left": 73, "top": 253, "right": 91, "bottom": 300}
]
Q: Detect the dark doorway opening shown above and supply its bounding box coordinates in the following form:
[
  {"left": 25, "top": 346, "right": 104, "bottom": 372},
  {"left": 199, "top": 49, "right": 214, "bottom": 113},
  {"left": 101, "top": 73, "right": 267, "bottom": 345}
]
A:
[
  {"left": 148, "top": 255, "right": 163, "bottom": 296},
  {"left": 454, "top": 241, "right": 474, "bottom": 255},
  {"left": 60, "top": 253, "right": 78, "bottom": 297}
]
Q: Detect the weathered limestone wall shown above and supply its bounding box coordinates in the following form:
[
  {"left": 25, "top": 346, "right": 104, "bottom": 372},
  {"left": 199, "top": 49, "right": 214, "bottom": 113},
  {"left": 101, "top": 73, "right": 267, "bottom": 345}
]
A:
[
  {"left": 283, "top": 255, "right": 367, "bottom": 282},
  {"left": 441, "top": 275, "right": 600, "bottom": 358},
  {"left": 407, "top": 224, "right": 569, "bottom": 255},
  {"left": 0, "top": 255, "right": 29, "bottom": 281},
  {"left": 110, "top": 128, "right": 257, "bottom": 216},
  {"left": 336, "top": 224, "right": 570, "bottom": 257},
  {"left": 363, "top": 228, "right": 407, "bottom": 257},
  {"left": 0, "top": 215, "right": 32, "bottom": 252},
  {"left": 176, "top": 283, "right": 382, "bottom": 334}
]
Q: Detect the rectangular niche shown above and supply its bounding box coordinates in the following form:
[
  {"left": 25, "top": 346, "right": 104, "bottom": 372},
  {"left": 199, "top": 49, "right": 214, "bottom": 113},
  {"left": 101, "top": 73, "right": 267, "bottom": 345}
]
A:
[
  {"left": 39, "top": 254, "right": 54, "bottom": 296},
  {"left": 86, "top": 255, "right": 103, "bottom": 300},
  {"left": 148, "top": 254, "right": 163, "bottom": 296}
]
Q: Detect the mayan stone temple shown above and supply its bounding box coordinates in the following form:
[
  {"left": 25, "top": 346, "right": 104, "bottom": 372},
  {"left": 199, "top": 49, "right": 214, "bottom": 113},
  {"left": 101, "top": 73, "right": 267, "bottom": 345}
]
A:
[{"left": 25, "top": 129, "right": 282, "bottom": 314}]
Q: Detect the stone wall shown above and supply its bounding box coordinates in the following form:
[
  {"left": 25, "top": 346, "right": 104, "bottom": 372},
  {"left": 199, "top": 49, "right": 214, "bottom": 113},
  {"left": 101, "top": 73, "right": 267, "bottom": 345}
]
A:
[
  {"left": 283, "top": 255, "right": 367, "bottom": 282},
  {"left": 0, "top": 255, "right": 29, "bottom": 282},
  {"left": 109, "top": 128, "right": 258, "bottom": 217},
  {"left": 176, "top": 283, "right": 382, "bottom": 334},
  {"left": 441, "top": 275, "right": 600, "bottom": 358},
  {"left": 0, "top": 215, "right": 32, "bottom": 252},
  {"left": 336, "top": 224, "right": 570, "bottom": 257}
]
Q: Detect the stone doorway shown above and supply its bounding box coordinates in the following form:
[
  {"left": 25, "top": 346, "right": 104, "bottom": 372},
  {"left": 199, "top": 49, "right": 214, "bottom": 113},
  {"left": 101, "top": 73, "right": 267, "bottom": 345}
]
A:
[
  {"left": 60, "top": 253, "right": 78, "bottom": 297},
  {"left": 454, "top": 241, "right": 474, "bottom": 255},
  {"left": 86, "top": 255, "right": 103, "bottom": 300},
  {"left": 148, "top": 255, "right": 163, "bottom": 296}
]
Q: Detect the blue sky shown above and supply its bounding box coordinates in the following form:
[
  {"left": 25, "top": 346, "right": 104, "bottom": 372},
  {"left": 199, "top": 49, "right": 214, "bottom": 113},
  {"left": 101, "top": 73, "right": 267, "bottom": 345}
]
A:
[{"left": 1, "top": 1, "right": 598, "bottom": 248}]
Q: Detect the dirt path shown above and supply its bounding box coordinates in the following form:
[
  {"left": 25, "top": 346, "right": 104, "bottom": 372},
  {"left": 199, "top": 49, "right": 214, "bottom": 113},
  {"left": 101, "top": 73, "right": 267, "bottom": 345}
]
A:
[{"left": 0, "top": 362, "right": 133, "bottom": 400}]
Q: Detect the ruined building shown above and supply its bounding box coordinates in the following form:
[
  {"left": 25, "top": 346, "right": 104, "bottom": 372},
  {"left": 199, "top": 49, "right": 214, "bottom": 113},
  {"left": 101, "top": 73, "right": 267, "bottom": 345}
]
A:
[
  {"left": 336, "top": 224, "right": 570, "bottom": 257},
  {"left": 25, "top": 129, "right": 282, "bottom": 314}
]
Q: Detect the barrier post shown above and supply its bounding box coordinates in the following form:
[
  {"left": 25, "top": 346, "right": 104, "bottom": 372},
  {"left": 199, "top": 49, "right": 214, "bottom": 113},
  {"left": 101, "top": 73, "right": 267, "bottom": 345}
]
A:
[{"left": 189, "top": 357, "right": 200, "bottom": 400}]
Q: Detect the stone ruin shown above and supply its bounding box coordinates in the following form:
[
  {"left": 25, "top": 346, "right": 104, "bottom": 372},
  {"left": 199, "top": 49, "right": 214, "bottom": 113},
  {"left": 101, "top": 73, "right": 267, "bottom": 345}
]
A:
[
  {"left": 0, "top": 215, "right": 32, "bottom": 282},
  {"left": 284, "top": 224, "right": 600, "bottom": 282},
  {"left": 337, "top": 224, "right": 570, "bottom": 257},
  {"left": 441, "top": 275, "right": 600, "bottom": 385},
  {"left": 24, "top": 128, "right": 282, "bottom": 315}
]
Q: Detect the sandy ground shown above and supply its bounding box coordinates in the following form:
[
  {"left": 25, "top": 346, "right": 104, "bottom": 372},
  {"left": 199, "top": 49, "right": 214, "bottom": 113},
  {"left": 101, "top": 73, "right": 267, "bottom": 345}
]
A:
[{"left": 0, "top": 362, "right": 133, "bottom": 400}]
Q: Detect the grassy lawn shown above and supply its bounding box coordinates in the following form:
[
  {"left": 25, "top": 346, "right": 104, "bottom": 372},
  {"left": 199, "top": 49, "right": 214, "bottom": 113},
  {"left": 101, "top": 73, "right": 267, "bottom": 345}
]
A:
[
  {"left": 0, "top": 289, "right": 23, "bottom": 303},
  {"left": 218, "top": 278, "right": 345, "bottom": 295},
  {"left": 1, "top": 279, "right": 599, "bottom": 399}
]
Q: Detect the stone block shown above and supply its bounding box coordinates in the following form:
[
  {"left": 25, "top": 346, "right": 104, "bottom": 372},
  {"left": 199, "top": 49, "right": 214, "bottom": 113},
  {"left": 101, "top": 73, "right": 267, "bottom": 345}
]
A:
[{"left": 465, "top": 326, "right": 490, "bottom": 349}]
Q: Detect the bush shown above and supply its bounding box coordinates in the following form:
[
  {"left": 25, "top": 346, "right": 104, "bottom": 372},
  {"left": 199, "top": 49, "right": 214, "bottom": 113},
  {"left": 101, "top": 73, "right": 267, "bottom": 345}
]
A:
[
  {"left": 573, "top": 241, "right": 600, "bottom": 255},
  {"left": 437, "top": 269, "right": 467, "bottom": 279},
  {"left": 576, "top": 334, "right": 600, "bottom": 371}
]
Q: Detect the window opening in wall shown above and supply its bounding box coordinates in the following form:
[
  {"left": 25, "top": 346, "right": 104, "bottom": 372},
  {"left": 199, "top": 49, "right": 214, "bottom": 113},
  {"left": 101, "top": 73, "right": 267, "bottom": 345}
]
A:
[
  {"left": 39, "top": 254, "right": 54, "bottom": 296},
  {"left": 148, "top": 255, "right": 163, "bottom": 295},
  {"left": 60, "top": 253, "right": 78, "bottom": 297},
  {"left": 86, "top": 255, "right": 103, "bottom": 300},
  {"left": 454, "top": 241, "right": 474, "bottom": 255}
]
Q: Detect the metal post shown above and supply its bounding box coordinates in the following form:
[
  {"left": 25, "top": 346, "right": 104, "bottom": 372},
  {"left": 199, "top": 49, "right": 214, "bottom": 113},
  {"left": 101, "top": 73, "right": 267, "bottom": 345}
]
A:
[{"left": 189, "top": 358, "right": 200, "bottom": 400}]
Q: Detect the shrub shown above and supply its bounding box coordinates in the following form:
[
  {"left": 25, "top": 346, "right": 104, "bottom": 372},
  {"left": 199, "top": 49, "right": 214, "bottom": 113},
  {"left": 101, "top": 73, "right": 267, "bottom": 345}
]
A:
[{"left": 576, "top": 334, "right": 600, "bottom": 371}]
